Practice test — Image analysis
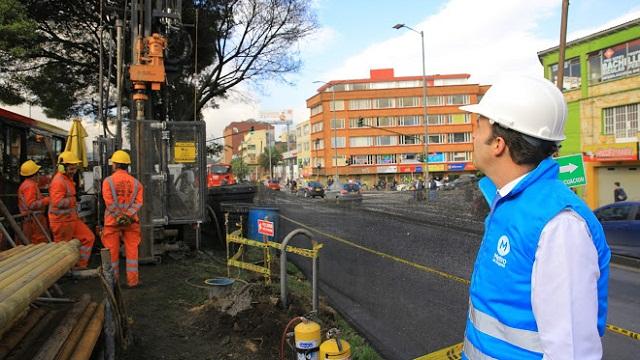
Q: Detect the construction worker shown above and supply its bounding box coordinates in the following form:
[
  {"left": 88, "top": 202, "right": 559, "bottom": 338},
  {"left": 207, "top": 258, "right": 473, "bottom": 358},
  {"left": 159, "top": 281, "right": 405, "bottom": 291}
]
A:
[
  {"left": 101, "top": 150, "right": 143, "bottom": 288},
  {"left": 459, "top": 75, "right": 609, "bottom": 358},
  {"left": 18, "top": 160, "right": 50, "bottom": 244},
  {"left": 49, "top": 151, "right": 95, "bottom": 268}
]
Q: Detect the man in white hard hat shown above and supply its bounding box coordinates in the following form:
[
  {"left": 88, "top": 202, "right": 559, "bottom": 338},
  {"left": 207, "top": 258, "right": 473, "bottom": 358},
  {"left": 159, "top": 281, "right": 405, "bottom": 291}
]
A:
[{"left": 459, "top": 75, "right": 609, "bottom": 359}]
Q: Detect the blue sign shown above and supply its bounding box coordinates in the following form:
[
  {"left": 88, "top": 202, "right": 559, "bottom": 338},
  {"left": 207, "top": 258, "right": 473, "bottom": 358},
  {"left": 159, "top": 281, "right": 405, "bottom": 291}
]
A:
[
  {"left": 428, "top": 152, "right": 445, "bottom": 162},
  {"left": 415, "top": 166, "right": 423, "bottom": 173},
  {"left": 448, "top": 163, "right": 466, "bottom": 171}
]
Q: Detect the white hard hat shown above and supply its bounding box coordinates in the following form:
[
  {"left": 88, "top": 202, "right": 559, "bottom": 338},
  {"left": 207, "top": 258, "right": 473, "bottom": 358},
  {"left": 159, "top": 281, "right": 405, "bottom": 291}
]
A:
[{"left": 460, "top": 75, "right": 567, "bottom": 142}]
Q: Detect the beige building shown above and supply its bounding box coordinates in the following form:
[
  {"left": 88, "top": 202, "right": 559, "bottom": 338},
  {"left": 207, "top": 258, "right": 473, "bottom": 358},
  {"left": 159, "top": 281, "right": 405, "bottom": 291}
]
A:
[
  {"left": 295, "top": 120, "right": 312, "bottom": 178},
  {"left": 239, "top": 128, "right": 275, "bottom": 180}
]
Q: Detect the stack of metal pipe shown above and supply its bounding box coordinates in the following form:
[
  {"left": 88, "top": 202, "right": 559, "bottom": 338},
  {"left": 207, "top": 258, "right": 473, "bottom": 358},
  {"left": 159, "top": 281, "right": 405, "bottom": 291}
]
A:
[{"left": 0, "top": 240, "right": 80, "bottom": 336}]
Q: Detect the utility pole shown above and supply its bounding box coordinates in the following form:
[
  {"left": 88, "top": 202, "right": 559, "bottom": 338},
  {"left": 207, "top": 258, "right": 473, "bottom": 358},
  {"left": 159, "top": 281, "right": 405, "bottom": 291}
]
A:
[{"left": 556, "top": 0, "right": 569, "bottom": 91}]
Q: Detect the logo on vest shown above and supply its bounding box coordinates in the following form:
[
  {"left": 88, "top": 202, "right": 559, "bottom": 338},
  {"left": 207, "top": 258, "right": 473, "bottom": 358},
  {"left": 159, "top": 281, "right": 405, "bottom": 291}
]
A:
[{"left": 493, "top": 235, "right": 510, "bottom": 268}]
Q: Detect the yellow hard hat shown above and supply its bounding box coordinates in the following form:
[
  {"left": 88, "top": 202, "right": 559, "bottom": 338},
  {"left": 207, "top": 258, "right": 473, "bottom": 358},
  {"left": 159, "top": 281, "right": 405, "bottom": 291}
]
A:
[
  {"left": 20, "top": 160, "right": 41, "bottom": 177},
  {"left": 58, "top": 151, "right": 82, "bottom": 164},
  {"left": 110, "top": 150, "right": 131, "bottom": 164}
]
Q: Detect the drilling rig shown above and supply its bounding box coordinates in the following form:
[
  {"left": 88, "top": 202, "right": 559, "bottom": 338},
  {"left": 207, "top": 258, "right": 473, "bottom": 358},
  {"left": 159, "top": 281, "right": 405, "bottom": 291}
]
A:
[{"left": 95, "top": 0, "right": 206, "bottom": 263}]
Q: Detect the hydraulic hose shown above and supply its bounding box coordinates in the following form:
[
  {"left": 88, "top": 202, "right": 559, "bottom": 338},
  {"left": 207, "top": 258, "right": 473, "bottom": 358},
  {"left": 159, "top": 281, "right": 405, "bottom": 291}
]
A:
[{"left": 280, "top": 316, "right": 305, "bottom": 360}]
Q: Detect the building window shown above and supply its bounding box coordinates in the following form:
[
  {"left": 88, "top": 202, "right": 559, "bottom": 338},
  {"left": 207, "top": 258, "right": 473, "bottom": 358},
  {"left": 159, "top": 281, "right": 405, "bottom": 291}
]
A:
[
  {"left": 603, "top": 103, "right": 639, "bottom": 141},
  {"left": 310, "top": 104, "right": 323, "bottom": 116},
  {"left": 550, "top": 57, "right": 581, "bottom": 90},
  {"left": 376, "top": 154, "right": 397, "bottom": 164},
  {"left": 400, "top": 153, "right": 418, "bottom": 162},
  {"left": 332, "top": 155, "right": 346, "bottom": 166},
  {"left": 399, "top": 115, "right": 421, "bottom": 126},
  {"left": 397, "top": 97, "right": 420, "bottom": 108},
  {"left": 447, "top": 95, "right": 470, "bottom": 105},
  {"left": 330, "top": 118, "right": 345, "bottom": 129},
  {"left": 352, "top": 155, "right": 375, "bottom": 165},
  {"left": 427, "top": 96, "right": 445, "bottom": 106},
  {"left": 428, "top": 134, "right": 446, "bottom": 144},
  {"left": 349, "top": 99, "right": 372, "bottom": 110},
  {"left": 313, "top": 139, "right": 324, "bottom": 150},
  {"left": 373, "top": 98, "right": 395, "bottom": 109},
  {"left": 449, "top": 152, "right": 471, "bottom": 162},
  {"left": 376, "top": 117, "right": 396, "bottom": 127},
  {"left": 331, "top": 136, "right": 346, "bottom": 148},
  {"left": 427, "top": 114, "right": 470, "bottom": 125},
  {"left": 303, "top": 124, "right": 310, "bottom": 135},
  {"left": 376, "top": 136, "right": 398, "bottom": 146},
  {"left": 399, "top": 135, "right": 420, "bottom": 145},
  {"left": 303, "top": 142, "right": 310, "bottom": 151},
  {"left": 330, "top": 100, "right": 345, "bottom": 111},
  {"left": 350, "top": 136, "right": 374, "bottom": 147},
  {"left": 311, "top": 122, "right": 323, "bottom": 133},
  {"left": 588, "top": 39, "right": 640, "bottom": 84},
  {"left": 449, "top": 132, "right": 471, "bottom": 143}
]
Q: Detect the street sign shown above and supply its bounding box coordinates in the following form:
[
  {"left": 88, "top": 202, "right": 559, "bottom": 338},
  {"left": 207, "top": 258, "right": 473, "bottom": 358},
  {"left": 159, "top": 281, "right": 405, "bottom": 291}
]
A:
[
  {"left": 555, "top": 154, "right": 587, "bottom": 188},
  {"left": 257, "top": 219, "right": 274, "bottom": 237}
]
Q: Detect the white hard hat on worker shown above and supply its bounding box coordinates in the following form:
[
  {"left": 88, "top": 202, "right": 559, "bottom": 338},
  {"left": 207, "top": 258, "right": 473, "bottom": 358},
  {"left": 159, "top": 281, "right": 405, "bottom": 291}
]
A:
[{"left": 460, "top": 75, "right": 567, "bottom": 143}]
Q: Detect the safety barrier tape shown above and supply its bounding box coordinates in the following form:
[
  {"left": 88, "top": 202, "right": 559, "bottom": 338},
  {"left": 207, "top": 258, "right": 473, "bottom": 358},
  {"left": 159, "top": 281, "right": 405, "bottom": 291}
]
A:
[
  {"left": 413, "top": 342, "right": 463, "bottom": 360},
  {"left": 280, "top": 214, "right": 640, "bottom": 344}
]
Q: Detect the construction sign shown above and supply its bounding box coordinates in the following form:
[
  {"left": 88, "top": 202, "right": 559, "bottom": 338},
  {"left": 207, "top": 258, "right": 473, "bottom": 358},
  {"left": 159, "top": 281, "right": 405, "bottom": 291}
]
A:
[
  {"left": 257, "top": 219, "right": 274, "bottom": 237},
  {"left": 555, "top": 153, "right": 587, "bottom": 188}
]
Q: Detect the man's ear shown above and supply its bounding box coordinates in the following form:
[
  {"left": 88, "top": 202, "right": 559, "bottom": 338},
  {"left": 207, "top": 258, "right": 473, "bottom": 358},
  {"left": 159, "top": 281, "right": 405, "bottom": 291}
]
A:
[{"left": 493, "top": 136, "right": 508, "bottom": 157}]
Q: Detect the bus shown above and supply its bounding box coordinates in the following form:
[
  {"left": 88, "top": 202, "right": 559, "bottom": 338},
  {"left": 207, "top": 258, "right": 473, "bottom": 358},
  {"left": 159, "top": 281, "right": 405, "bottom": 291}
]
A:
[{"left": 0, "top": 108, "right": 67, "bottom": 213}]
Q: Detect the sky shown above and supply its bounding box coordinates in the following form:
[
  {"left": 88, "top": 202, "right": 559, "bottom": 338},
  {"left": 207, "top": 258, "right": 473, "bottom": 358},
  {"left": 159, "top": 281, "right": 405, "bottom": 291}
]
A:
[{"left": 6, "top": 0, "right": 640, "bottom": 142}]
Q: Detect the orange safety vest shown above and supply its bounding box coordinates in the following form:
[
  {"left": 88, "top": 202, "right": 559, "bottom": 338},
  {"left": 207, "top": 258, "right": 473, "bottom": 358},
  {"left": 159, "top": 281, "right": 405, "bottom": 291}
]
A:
[
  {"left": 102, "top": 169, "right": 143, "bottom": 226},
  {"left": 48, "top": 172, "right": 77, "bottom": 223},
  {"left": 18, "top": 178, "right": 50, "bottom": 214}
]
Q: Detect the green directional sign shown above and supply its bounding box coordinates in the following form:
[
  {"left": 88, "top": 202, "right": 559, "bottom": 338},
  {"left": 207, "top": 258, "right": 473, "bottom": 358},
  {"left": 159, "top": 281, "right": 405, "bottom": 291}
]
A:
[{"left": 555, "top": 153, "right": 587, "bottom": 188}]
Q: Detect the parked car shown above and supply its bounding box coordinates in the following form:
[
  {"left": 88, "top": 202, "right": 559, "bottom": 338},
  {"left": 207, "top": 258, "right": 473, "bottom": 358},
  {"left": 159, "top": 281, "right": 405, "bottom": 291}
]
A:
[
  {"left": 442, "top": 174, "right": 478, "bottom": 190},
  {"left": 264, "top": 179, "right": 281, "bottom": 191},
  {"left": 594, "top": 201, "right": 640, "bottom": 258},
  {"left": 325, "top": 182, "right": 363, "bottom": 203},
  {"left": 297, "top": 181, "right": 325, "bottom": 198},
  {"left": 206, "top": 163, "right": 236, "bottom": 187}
]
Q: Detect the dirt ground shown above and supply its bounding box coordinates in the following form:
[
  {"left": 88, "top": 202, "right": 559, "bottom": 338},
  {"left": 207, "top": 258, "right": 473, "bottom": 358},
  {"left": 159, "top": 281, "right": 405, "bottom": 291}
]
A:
[{"left": 62, "top": 249, "right": 343, "bottom": 360}]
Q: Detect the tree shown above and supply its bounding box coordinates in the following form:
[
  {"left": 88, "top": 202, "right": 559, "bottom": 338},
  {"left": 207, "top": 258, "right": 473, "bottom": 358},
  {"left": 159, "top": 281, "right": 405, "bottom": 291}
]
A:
[
  {"left": 230, "top": 157, "right": 249, "bottom": 181},
  {"left": 0, "top": 0, "right": 318, "bottom": 121},
  {"left": 257, "top": 146, "right": 282, "bottom": 176}
]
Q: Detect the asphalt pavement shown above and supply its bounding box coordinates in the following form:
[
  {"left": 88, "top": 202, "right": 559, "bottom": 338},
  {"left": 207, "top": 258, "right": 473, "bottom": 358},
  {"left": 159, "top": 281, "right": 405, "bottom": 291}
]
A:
[{"left": 267, "top": 189, "right": 640, "bottom": 359}]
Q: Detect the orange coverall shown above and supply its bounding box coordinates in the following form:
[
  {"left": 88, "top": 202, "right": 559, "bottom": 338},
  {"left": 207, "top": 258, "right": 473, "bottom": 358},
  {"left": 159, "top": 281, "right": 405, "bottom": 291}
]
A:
[
  {"left": 102, "top": 169, "right": 143, "bottom": 286},
  {"left": 48, "top": 172, "right": 95, "bottom": 267},
  {"left": 18, "top": 178, "right": 50, "bottom": 244}
]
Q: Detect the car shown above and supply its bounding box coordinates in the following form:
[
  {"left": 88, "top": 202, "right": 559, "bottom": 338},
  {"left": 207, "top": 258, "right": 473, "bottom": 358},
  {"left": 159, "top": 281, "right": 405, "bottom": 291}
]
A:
[
  {"left": 297, "top": 181, "right": 325, "bottom": 198},
  {"left": 206, "top": 163, "right": 236, "bottom": 187},
  {"left": 594, "top": 201, "right": 640, "bottom": 258},
  {"left": 442, "top": 174, "right": 478, "bottom": 190},
  {"left": 325, "top": 182, "right": 363, "bottom": 203},
  {"left": 264, "top": 179, "right": 281, "bottom": 191}
]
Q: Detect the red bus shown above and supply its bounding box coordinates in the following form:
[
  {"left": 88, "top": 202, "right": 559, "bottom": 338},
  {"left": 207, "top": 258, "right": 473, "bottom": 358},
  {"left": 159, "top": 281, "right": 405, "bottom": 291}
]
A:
[{"left": 0, "top": 108, "right": 67, "bottom": 213}]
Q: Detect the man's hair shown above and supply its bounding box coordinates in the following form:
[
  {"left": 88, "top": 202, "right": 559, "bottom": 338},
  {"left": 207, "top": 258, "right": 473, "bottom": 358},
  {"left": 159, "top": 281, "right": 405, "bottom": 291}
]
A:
[
  {"left": 615, "top": 182, "right": 620, "bottom": 186},
  {"left": 116, "top": 163, "right": 129, "bottom": 170},
  {"left": 486, "top": 123, "right": 558, "bottom": 166}
]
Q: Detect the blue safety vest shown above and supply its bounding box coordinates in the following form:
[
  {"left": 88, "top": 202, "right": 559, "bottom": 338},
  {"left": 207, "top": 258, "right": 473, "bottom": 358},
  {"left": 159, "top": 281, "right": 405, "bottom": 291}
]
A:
[{"left": 463, "top": 157, "right": 610, "bottom": 359}]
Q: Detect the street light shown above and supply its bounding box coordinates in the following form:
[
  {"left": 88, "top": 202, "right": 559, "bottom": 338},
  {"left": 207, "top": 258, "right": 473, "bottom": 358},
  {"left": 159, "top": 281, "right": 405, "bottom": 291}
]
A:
[
  {"left": 313, "top": 80, "right": 339, "bottom": 189},
  {"left": 393, "top": 23, "right": 429, "bottom": 188}
]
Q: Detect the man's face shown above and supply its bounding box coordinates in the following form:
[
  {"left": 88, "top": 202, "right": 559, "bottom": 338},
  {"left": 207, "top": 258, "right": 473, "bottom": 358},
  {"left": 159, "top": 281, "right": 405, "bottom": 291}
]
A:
[
  {"left": 65, "top": 163, "right": 78, "bottom": 175},
  {"left": 472, "top": 116, "right": 494, "bottom": 172}
]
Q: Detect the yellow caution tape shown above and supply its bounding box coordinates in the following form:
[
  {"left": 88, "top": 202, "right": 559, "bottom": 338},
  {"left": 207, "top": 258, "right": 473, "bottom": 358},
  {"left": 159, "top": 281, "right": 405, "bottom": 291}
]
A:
[
  {"left": 414, "top": 342, "right": 462, "bottom": 360},
  {"left": 606, "top": 324, "right": 640, "bottom": 341}
]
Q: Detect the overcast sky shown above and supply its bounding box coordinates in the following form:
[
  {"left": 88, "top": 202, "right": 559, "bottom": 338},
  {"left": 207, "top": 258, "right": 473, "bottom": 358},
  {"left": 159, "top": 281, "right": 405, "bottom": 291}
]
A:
[{"left": 6, "top": 0, "right": 640, "bottom": 142}]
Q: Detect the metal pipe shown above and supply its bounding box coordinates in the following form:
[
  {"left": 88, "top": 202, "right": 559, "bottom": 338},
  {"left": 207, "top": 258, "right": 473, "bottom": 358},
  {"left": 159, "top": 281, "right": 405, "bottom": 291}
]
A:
[
  {"left": 0, "top": 307, "right": 46, "bottom": 359},
  {"left": 30, "top": 213, "right": 52, "bottom": 243},
  {"left": 0, "top": 243, "right": 55, "bottom": 281},
  {"left": 0, "top": 243, "right": 66, "bottom": 286},
  {"left": 0, "top": 244, "right": 26, "bottom": 262},
  {"left": 279, "top": 229, "right": 317, "bottom": 312},
  {"left": 116, "top": 18, "right": 124, "bottom": 147},
  {"left": 35, "top": 297, "right": 76, "bottom": 303},
  {"left": 556, "top": 0, "right": 569, "bottom": 91},
  {"left": 0, "top": 197, "right": 30, "bottom": 245},
  {"left": 0, "top": 222, "right": 17, "bottom": 248}
]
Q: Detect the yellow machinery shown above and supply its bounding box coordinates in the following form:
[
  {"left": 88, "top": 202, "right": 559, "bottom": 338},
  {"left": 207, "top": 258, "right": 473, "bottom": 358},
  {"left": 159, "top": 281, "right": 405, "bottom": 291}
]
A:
[
  {"left": 294, "top": 319, "right": 321, "bottom": 359},
  {"left": 319, "top": 338, "right": 351, "bottom": 360}
]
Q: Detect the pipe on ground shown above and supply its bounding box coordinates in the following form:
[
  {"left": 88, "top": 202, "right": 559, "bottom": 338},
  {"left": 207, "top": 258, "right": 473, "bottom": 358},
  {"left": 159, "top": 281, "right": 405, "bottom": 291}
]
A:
[
  {"left": 69, "top": 302, "right": 105, "bottom": 360},
  {"left": 55, "top": 302, "right": 98, "bottom": 360}
]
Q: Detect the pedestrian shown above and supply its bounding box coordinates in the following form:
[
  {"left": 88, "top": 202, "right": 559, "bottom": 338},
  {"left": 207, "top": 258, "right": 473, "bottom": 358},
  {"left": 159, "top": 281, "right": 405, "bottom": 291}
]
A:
[
  {"left": 102, "top": 150, "right": 144, "bottom": 288},
  {"left": 415, "top": 177, "right": 424, "bottom": 201},
  {"left": 428, "top": 177, "right": 437, "bottom": 201},
  {"left": 49, "top": 151, "right": 95, "bottom": 268},
  {"left": 613, "top": 182, "right": 627, "bottom": 202},
  {"left": 459, "top": 75, "right": 609, "bottom": 358},
  {"left": 18, "top": 160, "right": 50, "bottom": 244}
]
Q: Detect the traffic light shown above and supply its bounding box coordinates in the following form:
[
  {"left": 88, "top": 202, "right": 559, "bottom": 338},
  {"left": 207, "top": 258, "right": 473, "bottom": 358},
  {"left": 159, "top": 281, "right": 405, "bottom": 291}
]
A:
[{"left": 358, "top": 117, "right": 364, "bottom": 127}]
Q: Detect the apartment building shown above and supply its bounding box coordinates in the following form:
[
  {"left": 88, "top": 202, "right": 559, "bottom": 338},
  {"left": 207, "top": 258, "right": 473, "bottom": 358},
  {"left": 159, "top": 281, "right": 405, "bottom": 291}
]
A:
[
  {"left": 538, "top": 18, "right": 640, "bottom": 208},
  {"left": 222, "top": 120, "right": 272, "bottom": 163},
  {"left": 306, "top": 68, "right": 488, "bottom": 186},
  {"left": 295, "top": 120, "right": 312, "bottom": 177}
]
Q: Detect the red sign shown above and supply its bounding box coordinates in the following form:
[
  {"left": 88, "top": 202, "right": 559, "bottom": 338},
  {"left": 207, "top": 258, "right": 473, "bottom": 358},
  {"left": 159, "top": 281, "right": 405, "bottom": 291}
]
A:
[
  {"left": 583, "top": 143, "right": 638, "bottom": 162},
  {"left": 257, "top": 219, "right": 274, "bottom": 237}
]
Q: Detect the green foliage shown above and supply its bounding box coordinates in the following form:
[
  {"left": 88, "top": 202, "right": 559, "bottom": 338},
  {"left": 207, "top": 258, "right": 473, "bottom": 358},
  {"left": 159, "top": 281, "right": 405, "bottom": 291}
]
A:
[
  {"left": 230, "top": 157, "right": 249, "bottom": 181},
  {"left": 258, "top": 146, "right": 282, "bottom": 173}
]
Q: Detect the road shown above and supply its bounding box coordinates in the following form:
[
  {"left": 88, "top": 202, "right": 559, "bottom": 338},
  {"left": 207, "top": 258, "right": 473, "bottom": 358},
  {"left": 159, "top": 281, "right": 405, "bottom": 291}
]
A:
[{"left": 272, "top": 191, "right": 640, "bottom": 359}]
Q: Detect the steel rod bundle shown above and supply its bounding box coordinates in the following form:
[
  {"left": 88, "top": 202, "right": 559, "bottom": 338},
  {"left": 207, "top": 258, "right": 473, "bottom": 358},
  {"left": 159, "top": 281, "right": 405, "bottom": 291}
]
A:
[{"left": 0, "top": 240, "right": 80, "bottom": 335}]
